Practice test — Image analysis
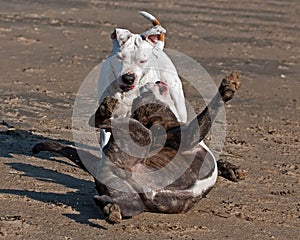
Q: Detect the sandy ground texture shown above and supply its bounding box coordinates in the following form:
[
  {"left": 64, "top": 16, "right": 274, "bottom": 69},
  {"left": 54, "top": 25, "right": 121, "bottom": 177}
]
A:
[{"left": 0, "top": 0, "right": 300, "bottom": 239}]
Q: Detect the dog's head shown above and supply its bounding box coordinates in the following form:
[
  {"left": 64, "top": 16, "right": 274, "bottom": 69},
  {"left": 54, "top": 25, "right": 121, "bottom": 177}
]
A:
[
  {"left": 131, "top": 81, "right": 178, "bottom": 129},
  {"left": 109, "top": 11, "right": 166, "bottom": 92}
]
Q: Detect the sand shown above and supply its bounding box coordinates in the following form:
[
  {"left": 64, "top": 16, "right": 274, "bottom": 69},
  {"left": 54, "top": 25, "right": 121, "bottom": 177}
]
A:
[{"left": 0, "top": 0, "right": 299, "bottom": 239}]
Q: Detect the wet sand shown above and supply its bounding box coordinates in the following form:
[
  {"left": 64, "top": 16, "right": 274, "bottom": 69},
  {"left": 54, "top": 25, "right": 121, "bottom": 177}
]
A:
[{"left": 0, "top": 0, "right": 299, "bottom": 239}]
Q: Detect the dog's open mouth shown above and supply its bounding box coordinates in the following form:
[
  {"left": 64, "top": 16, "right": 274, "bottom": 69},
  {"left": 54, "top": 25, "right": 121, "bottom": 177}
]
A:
[{"left": 120, "top": 84, "right": 135, "bottom": 92}]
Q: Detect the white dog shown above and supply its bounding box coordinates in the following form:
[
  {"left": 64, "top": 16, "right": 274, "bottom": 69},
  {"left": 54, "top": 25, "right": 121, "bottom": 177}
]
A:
[{"left": 97, "top": 11, "right": 188, "bottom": 148}]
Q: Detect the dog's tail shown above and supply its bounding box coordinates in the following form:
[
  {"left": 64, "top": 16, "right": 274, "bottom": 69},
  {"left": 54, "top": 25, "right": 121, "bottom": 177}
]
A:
[
  {"left": 139, "top": 11, "right": 165, "bottom": 48},
  {"left": 139, "top": 11, "right": 162, "bottom": 26}
]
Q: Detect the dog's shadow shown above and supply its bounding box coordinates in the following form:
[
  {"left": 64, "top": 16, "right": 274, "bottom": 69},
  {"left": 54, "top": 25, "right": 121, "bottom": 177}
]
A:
[{"left": 0, "top": 124, "right": 107, "bottom": 230}]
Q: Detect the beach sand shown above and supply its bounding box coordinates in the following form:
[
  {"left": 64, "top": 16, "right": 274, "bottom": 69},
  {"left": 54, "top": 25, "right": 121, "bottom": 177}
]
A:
[{"left": 0, "top": 1, "right": 299, "bottom": 239}]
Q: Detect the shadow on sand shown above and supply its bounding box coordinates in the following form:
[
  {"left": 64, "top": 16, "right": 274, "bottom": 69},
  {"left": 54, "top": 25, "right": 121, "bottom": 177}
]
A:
[{"left": 0, "top": 124, "right": 107, "bottom": 229}]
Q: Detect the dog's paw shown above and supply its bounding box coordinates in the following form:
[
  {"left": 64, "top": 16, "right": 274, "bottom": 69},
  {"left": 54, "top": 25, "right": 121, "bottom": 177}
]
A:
[
  {"left": 99, "top": 97, "right": 119, "bottom": 118},
  {"left": 219, "top": 72, "right": 241, "bottom": 102},
  {"left": 103, "top": 203, "right": 122, "bottom": 224},
  {"left": 217, "top": 159, "right": 247, "bottom": 182},
  {"left": 89, "top": 97, "right": 119, "bottom": 128}
]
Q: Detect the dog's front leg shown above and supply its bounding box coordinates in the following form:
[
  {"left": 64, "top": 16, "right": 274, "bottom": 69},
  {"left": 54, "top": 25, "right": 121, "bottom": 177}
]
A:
[
  {"left": 167, "top": 72, "right": 241, "bottom": 150},
  {"left": 197, "top": 72, "right": 240, "bottom": 141},
  {"left": 88, "top": 97, "right": 119, "bottom": 128}
]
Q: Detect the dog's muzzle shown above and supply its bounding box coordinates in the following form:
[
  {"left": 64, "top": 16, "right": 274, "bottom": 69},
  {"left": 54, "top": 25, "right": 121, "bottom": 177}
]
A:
[
  {"left": 119, "top": 73, "right": 136, "bottom": 92},
  {"left": 121, "top": 73, "right": 136, "bottom": 85}
]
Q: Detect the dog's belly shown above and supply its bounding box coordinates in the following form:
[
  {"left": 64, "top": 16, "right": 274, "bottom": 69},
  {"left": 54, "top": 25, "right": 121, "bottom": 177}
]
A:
[
  {"left": 142, "top": 176, "right": 217, "bottom": 214},
  {"left": 141, "top": 176, "right": 217, "bottom": 214},
  {"left": 140, "top": 141, "right": 218, "bottom": 214}
]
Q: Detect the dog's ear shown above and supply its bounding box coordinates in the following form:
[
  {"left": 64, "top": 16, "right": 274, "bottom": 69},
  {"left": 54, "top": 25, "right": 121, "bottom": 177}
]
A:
[
  {"left": 111, "top": 28, "right": 132, "bottom": 49},
  {"left": 141, "top": 25, "right": 166, "bottom": 50}
]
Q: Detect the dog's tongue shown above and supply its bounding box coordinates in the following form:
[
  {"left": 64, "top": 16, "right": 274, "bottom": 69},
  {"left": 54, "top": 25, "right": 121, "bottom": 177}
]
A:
[{"left": 120, "top": 85, "right": 135, "bottom": 92}]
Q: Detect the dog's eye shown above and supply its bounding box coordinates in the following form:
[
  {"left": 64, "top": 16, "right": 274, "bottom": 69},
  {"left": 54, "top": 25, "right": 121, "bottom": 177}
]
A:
[{"left": 139, "top": 59, "right": 148, "bottom": 64}]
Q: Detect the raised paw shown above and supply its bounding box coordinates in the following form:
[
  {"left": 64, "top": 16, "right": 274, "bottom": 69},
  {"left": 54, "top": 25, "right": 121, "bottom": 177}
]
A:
[
  {"left": 89, "top": 97, "right": 119, "bottom": 128},
  {"left": 103, "top": 203, "right": 122, "bottom": 224},
  {"left": 99, "top": 97, "right": 119, "bottom": 118},
  {"left": 217, "top": 159, "right": 247, "bottom": 182},
  {"left": 219, "top": 72, "right": 241, "bottom": 102}
]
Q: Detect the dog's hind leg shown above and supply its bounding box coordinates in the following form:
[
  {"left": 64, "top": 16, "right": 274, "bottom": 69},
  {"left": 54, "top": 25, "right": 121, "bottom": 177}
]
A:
[
  {"left": 32, "top": 141, "right": 123, "bottom": 177},
  {"left": 93, "top": 188, "right": 145, "bottom": 224},
  {"left": 33, "top": 141, "right": 145, "bottom": 223},
  {"left": 32, "top": 141, "right": 97, "bottom": 172},
  {"left": 93, "top": 195, "right": 123, "bottom": 224},
  {"left": 217, "top": 159, "right": 247, "bottom": 182}
]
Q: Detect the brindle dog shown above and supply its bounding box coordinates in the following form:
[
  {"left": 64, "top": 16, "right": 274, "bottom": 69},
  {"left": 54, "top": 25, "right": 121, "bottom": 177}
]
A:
[{"left": 33, "top": 72, "right": 245, "bottom": 224}]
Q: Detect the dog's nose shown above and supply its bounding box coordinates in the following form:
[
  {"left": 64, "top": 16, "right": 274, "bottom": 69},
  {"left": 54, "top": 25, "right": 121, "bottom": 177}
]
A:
[{"left": 121, "top": 73, "right": 136, "bottom": 85}]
